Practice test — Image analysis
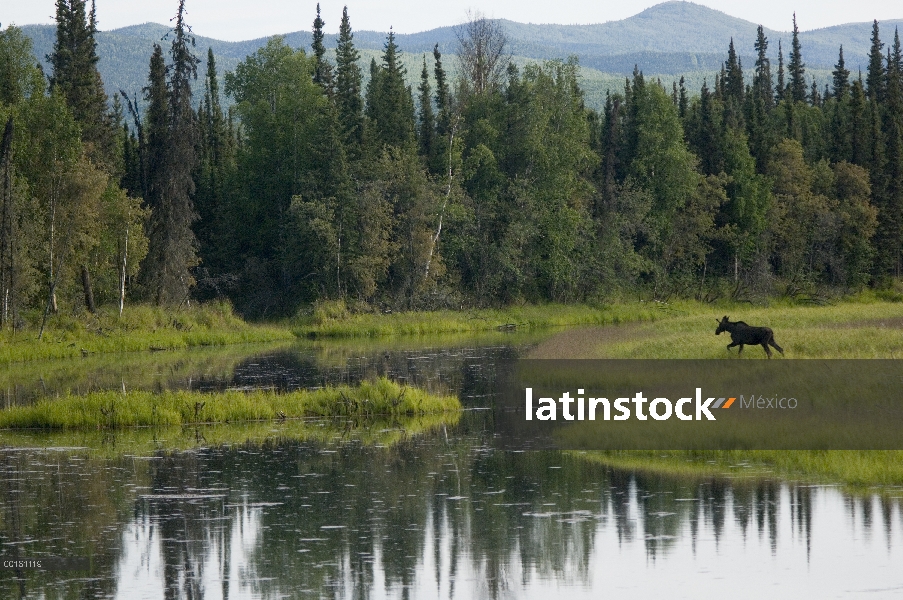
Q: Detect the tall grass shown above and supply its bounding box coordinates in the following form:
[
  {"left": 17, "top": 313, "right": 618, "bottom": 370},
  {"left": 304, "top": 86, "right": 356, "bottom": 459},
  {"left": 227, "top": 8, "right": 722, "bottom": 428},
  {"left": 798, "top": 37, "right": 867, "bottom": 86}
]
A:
[
  {"left": 0, "top": 301, "right": 294, "bottom": 363},
  {"left": 294, "top": 301, "right": 665, "bottom": 338},
  {"left": 0, "top": 378, "right": 460, "bottom": 430},
  {"left": 540, "top": 296, "right": 903, "bottom": 359}
]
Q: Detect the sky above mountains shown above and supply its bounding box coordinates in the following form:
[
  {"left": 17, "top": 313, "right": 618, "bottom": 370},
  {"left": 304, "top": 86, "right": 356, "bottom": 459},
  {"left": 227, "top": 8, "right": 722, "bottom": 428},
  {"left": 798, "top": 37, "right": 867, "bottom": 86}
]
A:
[{"left": 6, "top": 0, "right": 902, "bottom": 41}]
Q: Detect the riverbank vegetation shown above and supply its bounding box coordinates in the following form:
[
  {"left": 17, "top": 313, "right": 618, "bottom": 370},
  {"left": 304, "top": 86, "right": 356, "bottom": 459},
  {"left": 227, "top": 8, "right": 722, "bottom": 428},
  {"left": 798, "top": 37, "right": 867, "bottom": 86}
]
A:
[
  {"left": 2, "top": 6, "right": 903, "bottom": 327},
  {"left": 0, "top": 301, "right": 293, "bottom": 363},
  {"left": 580, "top": 450, "right": 903, "bottom": 488},
  {"left": 0, "top": 377, "right": 459, "bottom": 430},
  {"left": 294, "top": 300, "right": 663, "bottom": 337},
  {"left": 526, "top": 293, "right": 903, "bottom": 358}
]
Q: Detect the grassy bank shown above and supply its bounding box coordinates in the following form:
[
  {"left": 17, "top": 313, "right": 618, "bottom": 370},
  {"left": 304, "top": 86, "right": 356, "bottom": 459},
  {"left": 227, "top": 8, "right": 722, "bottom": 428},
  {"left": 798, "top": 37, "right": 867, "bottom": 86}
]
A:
[
  {"left": 0, "top": 378, "right": 459, "bottom": 430},
  {"left": 294, "top": 301, "right": 664, "bottom": 338},
  {"left": 579, "top": 450, "right": 903, "bottom": 488},
  {"left": 0, "top": 302, "right": 294, "bottom": 363},
  {"left": 8, "top": 294, "right": 900, "bottom": 361},
  {"left": 294, "top": 294, "right": 903, "bottom": 350},
  {"left": 527, "top": 295, "right": 903, "bottom": 359}
]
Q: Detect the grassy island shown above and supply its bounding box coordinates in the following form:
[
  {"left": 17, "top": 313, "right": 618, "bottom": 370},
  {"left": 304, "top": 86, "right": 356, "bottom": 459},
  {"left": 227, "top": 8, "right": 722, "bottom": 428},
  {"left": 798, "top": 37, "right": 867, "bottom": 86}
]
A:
[{"left": 0, "top": 378, "right": 460, "bottom": 430}]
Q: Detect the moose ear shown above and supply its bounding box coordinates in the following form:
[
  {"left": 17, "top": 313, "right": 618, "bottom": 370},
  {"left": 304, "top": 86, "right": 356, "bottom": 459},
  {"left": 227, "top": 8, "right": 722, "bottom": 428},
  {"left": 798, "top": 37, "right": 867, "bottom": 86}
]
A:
[
  {"left": 722, "top": 315, "right": 728, "bottom": 320},
  {"left": 715, "top": 318, "right": 721, "bottom": 324}
]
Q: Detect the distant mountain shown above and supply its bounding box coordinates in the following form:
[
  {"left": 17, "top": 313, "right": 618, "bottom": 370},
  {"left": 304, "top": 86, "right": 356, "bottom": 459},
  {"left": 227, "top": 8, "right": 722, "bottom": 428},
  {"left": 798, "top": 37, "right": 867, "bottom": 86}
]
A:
[{"left": 17, "top": 1, "right": 903, "bottom": 112}]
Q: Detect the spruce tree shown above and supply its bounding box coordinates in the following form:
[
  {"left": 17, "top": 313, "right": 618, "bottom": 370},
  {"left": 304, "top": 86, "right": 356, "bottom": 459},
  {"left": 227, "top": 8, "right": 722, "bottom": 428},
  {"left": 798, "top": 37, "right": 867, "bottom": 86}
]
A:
[
  {"left": 49, "top": 0, "right": 116, "bottom": 166},
  {"left": 715, "top": 66, "right": 725, "bottom": 101},
  {"left": 724, "top": 39, "right": 744, "bottom": 105},
  {"left": 143, "top": 1, "right": 200, "bottom": 305},
  {"left": 864, "top": 24, "right": 890, "bottom": 277},
  {"left": 788, "top": 14, "right": 807, "bottom": 103},
  {"left": 746, "top": 25, "right": 774, "bottom": 170},
  {"left": 688, "top": 79, "right": 723, "bottom": 176},
  {"left": 723, "top": 38, "right": 744, "bottom": 129},
  {"left": 597, "top": 92, "right": 622, "bottom": 209},
  {"left": 829, "top": 46, "right": 853, "bottom": 163},
  {"left": 849, "top": 74, "right": 870, "bottom": 166},
  {"left": 195, "top": 47, "right": 231, "bottom": 273},
  {"left": 312, "top": 3, "right": 334, "bottom": 93},
  {"left": 364, "top": 30, "right": 416, "bottom": 149},
  {"left": 867, "top": 20, "right": 885, "bottom": 102},
  {"left": 144, "top": 44, "right": 168, "bottom": 211},
  {"left": 752, "top": 26, "right": 772, "bottom": 110},
  {"left": 335, "top": 6, "right": 363, "bottom": 151},
  {"left": 882, "top": 28, "right": 903, "bottom": 276},
  {"left": 833, "top": 45, "right": 850, "bottom": 99},
  {"left": 677, "top": 75, "right": 688, "bottom": 119},
  {"left": 418, "top": 57, "right": 435, "bottom": 160},
  {"left": 776, "top": 40, "right": 785, "bottom": 102},
  {"left": 433, "top": 44, "right": 451, "bottom": 133}
]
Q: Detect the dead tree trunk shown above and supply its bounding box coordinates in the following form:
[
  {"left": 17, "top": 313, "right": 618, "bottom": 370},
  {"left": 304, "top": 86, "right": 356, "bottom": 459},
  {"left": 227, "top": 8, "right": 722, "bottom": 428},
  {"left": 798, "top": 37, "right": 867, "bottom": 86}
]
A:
[
  {"left": 0, "top": 117, "right": 14, "bottom": 328},
  {"left": 119, "top": 221, "right": 129, "bottom": 317}
]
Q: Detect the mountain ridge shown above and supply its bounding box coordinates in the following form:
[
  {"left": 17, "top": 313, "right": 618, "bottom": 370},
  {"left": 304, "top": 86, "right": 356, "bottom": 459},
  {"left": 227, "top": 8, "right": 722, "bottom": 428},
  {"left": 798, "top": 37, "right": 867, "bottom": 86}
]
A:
[{"left": 15, "top": 1, "right": 903, "bottom": 112}]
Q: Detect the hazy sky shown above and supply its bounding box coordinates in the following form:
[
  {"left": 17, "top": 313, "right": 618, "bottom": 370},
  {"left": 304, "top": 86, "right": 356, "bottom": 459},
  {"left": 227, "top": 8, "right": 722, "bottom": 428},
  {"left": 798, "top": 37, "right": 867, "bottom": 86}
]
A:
[{"left": 5, "top": 0, "right": 902, "bottom": 40}]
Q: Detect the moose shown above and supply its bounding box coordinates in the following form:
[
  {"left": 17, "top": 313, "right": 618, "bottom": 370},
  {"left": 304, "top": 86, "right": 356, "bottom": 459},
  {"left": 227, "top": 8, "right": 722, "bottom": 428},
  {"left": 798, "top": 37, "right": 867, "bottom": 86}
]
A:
[{"left": 715, "top": 316, "right": 784, "bottom": 358}]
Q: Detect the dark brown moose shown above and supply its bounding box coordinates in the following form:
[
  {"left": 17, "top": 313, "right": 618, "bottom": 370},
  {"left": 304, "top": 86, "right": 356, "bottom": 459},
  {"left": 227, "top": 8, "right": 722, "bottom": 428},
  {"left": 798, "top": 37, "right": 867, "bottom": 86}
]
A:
[{"left": 715, "top": 316, "right": 784, "bottom": 358}]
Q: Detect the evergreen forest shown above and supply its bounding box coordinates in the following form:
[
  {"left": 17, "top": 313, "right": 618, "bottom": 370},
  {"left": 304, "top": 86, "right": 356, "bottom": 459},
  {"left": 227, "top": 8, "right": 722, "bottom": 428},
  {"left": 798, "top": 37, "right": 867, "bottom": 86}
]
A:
[{"left": 1, "top": 1, "right": 903, "bottom": 323}]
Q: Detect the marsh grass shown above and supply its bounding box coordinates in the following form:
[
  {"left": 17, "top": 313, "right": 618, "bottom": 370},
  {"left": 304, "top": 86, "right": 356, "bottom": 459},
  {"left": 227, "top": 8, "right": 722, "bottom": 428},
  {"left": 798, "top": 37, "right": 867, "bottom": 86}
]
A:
[
  {"left": 0, "top": 301, "right": 294, "bottom": 363},
  {"left": 579, "top": 450, "right": 903, "bottom": 489},
  {"left": 0, "top": 378, "right": 460, "bottom": 430},
  {"left": 294, "top": 302, "right": 664, "bottom": 338},
  {"left": 547, "top": 297, "right": 903, "bottom": 359}
]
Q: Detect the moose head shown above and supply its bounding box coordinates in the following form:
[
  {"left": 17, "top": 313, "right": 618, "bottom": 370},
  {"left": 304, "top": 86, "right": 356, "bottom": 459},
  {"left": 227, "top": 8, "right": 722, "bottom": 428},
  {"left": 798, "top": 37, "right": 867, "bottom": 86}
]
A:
[{"left": 715, "top": 316, "right": 730, "bottom": 336}]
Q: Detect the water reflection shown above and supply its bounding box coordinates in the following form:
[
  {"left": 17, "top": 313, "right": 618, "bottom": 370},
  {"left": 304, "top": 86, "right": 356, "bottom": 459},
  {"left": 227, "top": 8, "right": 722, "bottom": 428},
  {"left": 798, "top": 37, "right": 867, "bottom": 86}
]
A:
[
  {"left": 1, "top": 440, "right": 901, "bottom": 599},
  {"left": 0, "top": 332, "right": 535, "bottom": 406},
  {"left": 3, "top": 335, "right": 903, "bottom": 598}
]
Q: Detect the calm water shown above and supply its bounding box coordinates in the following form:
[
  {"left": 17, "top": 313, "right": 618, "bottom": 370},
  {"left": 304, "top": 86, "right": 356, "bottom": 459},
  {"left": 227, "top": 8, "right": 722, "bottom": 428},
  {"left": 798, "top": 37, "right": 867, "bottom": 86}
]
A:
[{"left": 1, "top": 336, "right": 902, "bottom": 599}]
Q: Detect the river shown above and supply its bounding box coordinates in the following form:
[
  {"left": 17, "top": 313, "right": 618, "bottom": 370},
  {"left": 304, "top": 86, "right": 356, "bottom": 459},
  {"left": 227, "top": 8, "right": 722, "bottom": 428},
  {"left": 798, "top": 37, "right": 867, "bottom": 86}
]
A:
[{"left": 1, "top": 334, "right": 901, "bottom": 599}]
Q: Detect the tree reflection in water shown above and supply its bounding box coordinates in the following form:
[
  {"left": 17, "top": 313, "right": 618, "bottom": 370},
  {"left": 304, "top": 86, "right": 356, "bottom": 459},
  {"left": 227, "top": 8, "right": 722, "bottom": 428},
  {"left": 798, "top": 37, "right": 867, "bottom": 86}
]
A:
[{"left": 1, "top": 438, "right": 902, "bottom": 599}]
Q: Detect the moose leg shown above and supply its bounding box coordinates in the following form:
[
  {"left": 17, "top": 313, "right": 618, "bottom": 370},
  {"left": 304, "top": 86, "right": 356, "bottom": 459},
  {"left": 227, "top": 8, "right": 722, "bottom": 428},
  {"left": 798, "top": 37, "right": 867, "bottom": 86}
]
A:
[
  {"left": 769, "top": 337, "right": 784, "bottom": 355},
  {"left": 726, "top": 342, "right": 739, "bottom": 353},
  {"left": 762, "top": 343, "right": 772, "bottom": 358},
  {"left": 738, "top": 344, "right": 744, "bottom": 355}
]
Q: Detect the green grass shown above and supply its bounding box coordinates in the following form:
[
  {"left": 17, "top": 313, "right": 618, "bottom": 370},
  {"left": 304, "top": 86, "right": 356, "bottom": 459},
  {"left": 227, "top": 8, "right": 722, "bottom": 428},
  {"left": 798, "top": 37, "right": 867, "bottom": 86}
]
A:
[
  {"left": 578, "top": 450, "right": 903, "bottom": 489},
  {"left": 533, "top": 295, "right": 903, "bottom": 359},
  {"left": 0, "top": 301, "right": 294, "bottom": 364},
  {"left": 293, "top": 300, "right": 664, "bottom": 338},
  {"left": 534, "top": 293, "right": 903, "bottom": 489},
  {"left": 0, "top": 378, "right": 460, "bottom": 430}
]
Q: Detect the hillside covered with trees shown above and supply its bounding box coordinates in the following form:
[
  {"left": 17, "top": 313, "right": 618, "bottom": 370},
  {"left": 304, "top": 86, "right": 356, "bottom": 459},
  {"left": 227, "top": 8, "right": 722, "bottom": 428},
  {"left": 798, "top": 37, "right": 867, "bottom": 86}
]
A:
[
  {"left": 18, "top": 2, "right": 903, "bottom": 113},
  {"left": 0, "top": 1, "right": 902, "bottom": 324}
]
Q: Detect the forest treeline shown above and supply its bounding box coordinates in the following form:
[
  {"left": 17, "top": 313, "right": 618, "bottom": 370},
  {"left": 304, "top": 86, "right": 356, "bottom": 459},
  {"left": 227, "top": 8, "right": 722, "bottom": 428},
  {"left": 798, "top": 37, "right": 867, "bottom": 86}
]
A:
[{"left": 0, "top": 2, "right": 902, "bottom": 323}]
